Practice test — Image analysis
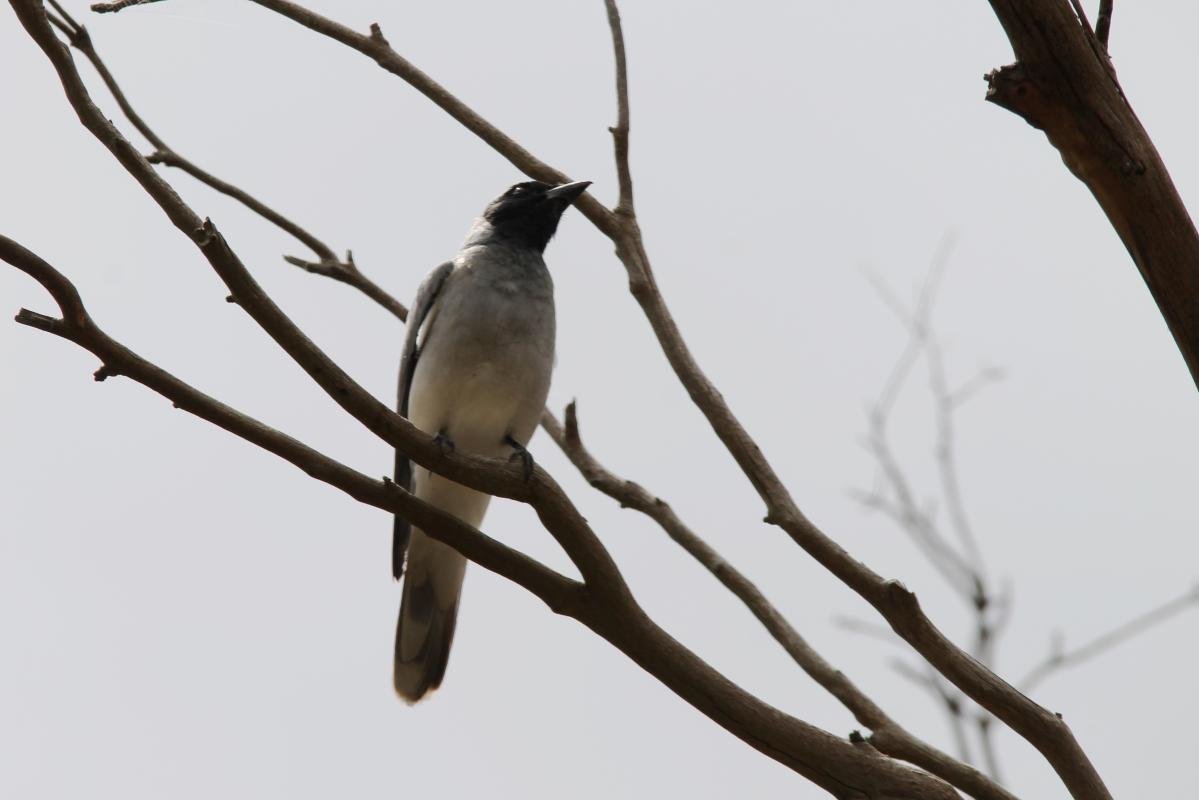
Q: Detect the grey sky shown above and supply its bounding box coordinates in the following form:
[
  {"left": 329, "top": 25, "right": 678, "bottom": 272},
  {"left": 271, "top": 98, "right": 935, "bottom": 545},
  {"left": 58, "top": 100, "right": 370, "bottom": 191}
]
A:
[{"left": 2, "top": 2, "right": 1197, "bottom": 797}]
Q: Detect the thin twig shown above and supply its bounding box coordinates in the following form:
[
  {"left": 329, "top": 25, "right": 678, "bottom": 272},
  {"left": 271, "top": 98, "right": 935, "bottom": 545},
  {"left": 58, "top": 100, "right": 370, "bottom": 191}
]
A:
[
  {"left": 891, "top": 660, "right": 973, "bottom": 767},
  {"left": 927, "top": 341, "right": 991, "bottom": 591},
  {"left": 859, "top": 254, "right": 1002, "bottom": 613},
  {"left": 241, "top": 0, "right": 617, "bottom": 237},
  {"left": 1066, "top": 0, "right": 1094, "bottom": 38},
  {"left": 1019, "top": 584, "right": 1199, "bottom": 693},
  {"left": 1095, "top": 0, "right": 1113, "bottom": 49},
  {"left": 833, "top": 615, "right": 908, "bottom": 648},
  {"left": 977, "top": 714, "right": 1003, "bottom": 785},
  {"left": 45, "top": 5, "right": 393, "bottom": 311},
  {"left": 282, "top": 251, "right": 409, "bottom": 321},
  {"left": 861, "top": 431, "right": 979, "bottom": 600},
  {"left": 90, "top": 0, "right": 164, "bottom": 12},
  {"left": 949, "top": 367, "right": 1005, "bottom": 409},
  {"left": 857, "top": 251, "right": 985, "bottom": 602},
  {"left": 603, "top": 0, "right": 633, "bottom": 215}
]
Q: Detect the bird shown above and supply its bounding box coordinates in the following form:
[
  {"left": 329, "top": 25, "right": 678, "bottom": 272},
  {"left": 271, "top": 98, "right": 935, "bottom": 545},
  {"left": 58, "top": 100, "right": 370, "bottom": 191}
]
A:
[{"left": 391, "top": 178, "right": 591, "bottom": 703}]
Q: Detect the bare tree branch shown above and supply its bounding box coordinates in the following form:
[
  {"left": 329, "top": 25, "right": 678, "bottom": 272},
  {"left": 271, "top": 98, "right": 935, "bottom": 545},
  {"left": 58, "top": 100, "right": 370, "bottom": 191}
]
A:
[
  {"left": 1019, "top": 584, "right": 1199, "bottom": 693},
  {"left": 834, "top": 616, "right": 908, "bottom": 647},
  {"left": 43, "top": 4, "right": 407, "bottom": 319},
  {"left": 551, "top": 403, "right": 1017, "bottom": 800},
  {"left": 986, "top": 0, "right": 1199, "bottom": 394},
  {"left": 859, "top": 429, "right": 978, "bottom": 600},
  {"left": 1095, "top": 0, "right": 1113, "bottom": 48},
  {"left": 976, "top": 714, "right": 1002, "bottom": 785},
  {"left": 857, "top": 246, "right": 1199, "bottom": 790},
  {"left": 948, "top": 366, "right": 1005, "bottom": 409},
  {"left": 857, "top": 256, "right": 988, "bottom": 604},
  {"left": 90, "top": 0, "right": 161, "bottom": 12},
  {"left": 891, "top": 660, "right": 973, "bottom": 767},
  {"left": 0, "top": 234, "right": 581, "bottom": 614},
  {"left": 146, "top": 2, "right": 1116, "bottom": 795},
  {"left": 282, "top": 250, "right": 409, "bottom": 321},
  {"left": 603, "top": 0, "right": 633, "bottom": 216},
  {"left": 237, "top": 0, "right": 619, "bottom": 238},
  {"left": 856, "top": 258, "right": 1021, "bottom": 783},
  {"left": 927, "top": 343, "right": 992, "bottom": 588}
]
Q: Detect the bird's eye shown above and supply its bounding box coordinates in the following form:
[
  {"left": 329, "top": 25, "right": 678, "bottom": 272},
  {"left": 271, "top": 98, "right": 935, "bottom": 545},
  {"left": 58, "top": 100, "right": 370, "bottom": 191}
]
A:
[{"left": 510, "top": 186, "right": 525, "bottom": 196}]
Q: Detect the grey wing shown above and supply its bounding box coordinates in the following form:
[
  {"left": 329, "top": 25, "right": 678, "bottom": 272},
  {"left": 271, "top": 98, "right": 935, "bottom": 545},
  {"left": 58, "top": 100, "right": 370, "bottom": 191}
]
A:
[{"left": 392, "top": 261, "right": 454, "bottom": 579}]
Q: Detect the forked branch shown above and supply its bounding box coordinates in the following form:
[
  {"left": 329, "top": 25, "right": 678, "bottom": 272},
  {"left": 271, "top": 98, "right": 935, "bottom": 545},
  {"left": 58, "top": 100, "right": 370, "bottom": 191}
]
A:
[
  {"left": 0, "top": 234, "right": 580, "bottom": 613},
  {"left": 553, "top": 404, "right": 1015, "bottom": 800},
  {"left": 44, "top": 1, "right": 405, "bottom": 318}
]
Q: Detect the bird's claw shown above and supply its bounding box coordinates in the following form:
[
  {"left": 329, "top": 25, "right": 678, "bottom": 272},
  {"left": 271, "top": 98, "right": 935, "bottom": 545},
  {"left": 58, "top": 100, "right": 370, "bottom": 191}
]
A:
[
  {"left": 434, "top": 430, "right": 456, "bottom": 454},
  {"left": 505, "top": 435, "right": 535, "bottom": 482}
]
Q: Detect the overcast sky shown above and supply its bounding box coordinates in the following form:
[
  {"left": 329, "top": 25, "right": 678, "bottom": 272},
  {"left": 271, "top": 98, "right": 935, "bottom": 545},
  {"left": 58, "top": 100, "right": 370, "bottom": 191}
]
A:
[{"left": 3, "top": 2, "right": 1197, "bottom": 798}]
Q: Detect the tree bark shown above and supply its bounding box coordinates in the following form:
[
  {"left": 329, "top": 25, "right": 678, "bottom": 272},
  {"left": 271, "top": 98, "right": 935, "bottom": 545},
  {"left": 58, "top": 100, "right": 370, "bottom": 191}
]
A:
[{"left": 986, "top": 0, "right": 1199, "bottom": 391}]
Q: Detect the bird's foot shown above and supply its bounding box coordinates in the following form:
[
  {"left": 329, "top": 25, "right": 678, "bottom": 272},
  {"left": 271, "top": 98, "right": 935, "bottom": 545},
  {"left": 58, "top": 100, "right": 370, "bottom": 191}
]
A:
[
  {"left": 434, "top": 429, "right": 456, "bottom": 455},
  {"left": 505, "top": 435, "right": 535, "bottom": 482}
]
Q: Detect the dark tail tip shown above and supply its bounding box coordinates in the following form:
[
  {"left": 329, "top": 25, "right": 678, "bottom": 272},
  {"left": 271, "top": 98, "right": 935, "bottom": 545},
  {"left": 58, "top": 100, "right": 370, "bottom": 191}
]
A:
[{"left": 393, "top": 578, "right": 460, "bottom": 703}]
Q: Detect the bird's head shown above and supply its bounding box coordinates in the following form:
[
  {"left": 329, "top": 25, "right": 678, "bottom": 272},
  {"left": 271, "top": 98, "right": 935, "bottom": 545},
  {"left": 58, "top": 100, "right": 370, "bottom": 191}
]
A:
[{"left": 480, "top": 180, "right": 592, "bottom": 253}]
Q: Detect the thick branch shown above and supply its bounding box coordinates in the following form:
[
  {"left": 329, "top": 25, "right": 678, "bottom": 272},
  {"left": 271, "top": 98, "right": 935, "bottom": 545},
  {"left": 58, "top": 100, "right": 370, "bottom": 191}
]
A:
[
  {"left": 550, "top": 404, "right": 1015, "bottom": 800},
  {"left": 986, "top": 0, "right": 1199, "bottom": 392},
  {"left": 0, "top": 233, "right": 580, "bottom": 613}
]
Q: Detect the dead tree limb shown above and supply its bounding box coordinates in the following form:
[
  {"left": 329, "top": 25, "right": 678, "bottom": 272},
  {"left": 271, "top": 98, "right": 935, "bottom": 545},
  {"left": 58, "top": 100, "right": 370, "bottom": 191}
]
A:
[{"left": 986, "top": 0, "right": 1199, "bottom": 392}]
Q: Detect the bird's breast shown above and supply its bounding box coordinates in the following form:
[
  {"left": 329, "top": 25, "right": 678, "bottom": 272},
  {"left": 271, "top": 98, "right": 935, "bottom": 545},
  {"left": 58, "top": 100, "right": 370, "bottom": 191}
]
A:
[{"left": 406, "top": 256, "right": 555, "bottom": 453}]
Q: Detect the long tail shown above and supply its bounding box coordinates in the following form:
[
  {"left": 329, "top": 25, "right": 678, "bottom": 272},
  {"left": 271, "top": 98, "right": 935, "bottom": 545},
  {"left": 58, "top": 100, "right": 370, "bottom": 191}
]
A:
[{"left": 393, "top": 531, "right": 467, "bottom": 703}]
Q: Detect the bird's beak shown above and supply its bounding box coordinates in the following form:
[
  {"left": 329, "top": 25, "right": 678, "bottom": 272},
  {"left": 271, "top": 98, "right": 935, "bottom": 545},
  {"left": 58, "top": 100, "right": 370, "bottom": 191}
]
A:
[{"left": 544, "top": 180, "right": 592, "bottom": 204}]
